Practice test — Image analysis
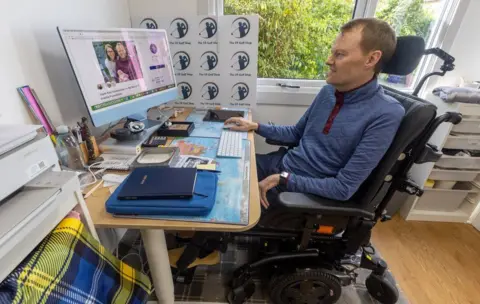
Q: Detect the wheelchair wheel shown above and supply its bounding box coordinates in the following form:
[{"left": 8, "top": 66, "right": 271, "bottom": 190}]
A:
[{"left": 269, "top": 270, "right": 341, "bottom": 304}]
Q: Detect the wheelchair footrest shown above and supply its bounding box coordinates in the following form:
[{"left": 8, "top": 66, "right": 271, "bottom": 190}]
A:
[{"left": 228, "top": 265, "right": 256, "bottom": 304}]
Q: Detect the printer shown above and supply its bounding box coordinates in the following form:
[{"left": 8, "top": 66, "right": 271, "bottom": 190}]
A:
[
  {"left": 0, "top": 125, "right": 60, "bottom": 202},
  {"left": 0, "top": 125, "right": 96, "bottom": 283}
]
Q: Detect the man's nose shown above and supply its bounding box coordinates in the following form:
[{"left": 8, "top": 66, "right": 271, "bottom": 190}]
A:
[{"left": 326, "top": 55, "right": 334, "bottom": 66}]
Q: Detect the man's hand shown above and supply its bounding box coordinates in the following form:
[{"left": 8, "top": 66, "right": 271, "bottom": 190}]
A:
[
  {"left": 224, "top": 117, "right": 259, "bottom": 132},
  {"left": 259, "top": 174, "right": 280, "bottom": 209}
]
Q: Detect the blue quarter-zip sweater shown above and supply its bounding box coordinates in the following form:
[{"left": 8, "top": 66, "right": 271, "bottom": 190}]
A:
[{"left": 257, "top": 79, "right": 404, "bottom": 201}]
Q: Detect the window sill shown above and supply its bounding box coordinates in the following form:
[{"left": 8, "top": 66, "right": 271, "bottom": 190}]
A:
[
  {"left": 257, "top": 83, "right": 322, "bottom": 106},
  {"left": 256, "top": 81, "right": 414, "bottom": 106}
]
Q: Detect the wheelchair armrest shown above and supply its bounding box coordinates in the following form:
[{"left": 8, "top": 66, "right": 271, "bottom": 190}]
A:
[
  {"left": 277, "top": 192, "right": 375, "bottom": 219},
  {"left": 265, "top": 139, "right": 298, "bottom": 147}
]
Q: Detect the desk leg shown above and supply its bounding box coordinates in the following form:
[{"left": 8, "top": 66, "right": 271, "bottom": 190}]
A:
[{"left": 141, "top": 229, "right": 175, "bottom": 304}]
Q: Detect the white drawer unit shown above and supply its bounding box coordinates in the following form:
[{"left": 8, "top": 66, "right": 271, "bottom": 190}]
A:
[
  {"left": 458, "top": 103, "right": 480, "bottom": 118},
  {"left": 430, "top": 168, "right": 480, "bottom": 181},
  {"left": 436, "top": 155, "right": 480, "bottom": 170},
  {"left": 415, "top": 182, "right": 477, "bottom": 212},
  {"left": 452, "top": 118, "right": 480, "bottom": 134},
  {"left": 401, "top": 98, "right": 480, "bottom": 223},
  {"left": 444, "top": 134, "right": 480, "bottom": 150}
]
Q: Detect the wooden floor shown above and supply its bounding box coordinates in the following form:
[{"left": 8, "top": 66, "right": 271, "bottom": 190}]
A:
[{"left": 372, "top": 216, "right": 480, "bottom": 304}]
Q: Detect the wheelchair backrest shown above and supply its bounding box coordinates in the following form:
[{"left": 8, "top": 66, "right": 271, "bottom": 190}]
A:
[
  {"left": 350, "top": 35, "right": 437, "bottom": 212},
  {"left": 352, "top": 86, "right": 437, "bottom": 211}
]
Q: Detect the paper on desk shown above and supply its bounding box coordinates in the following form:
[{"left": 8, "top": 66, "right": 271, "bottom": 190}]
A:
[
  {"left": 108, "top": 185, "right": 119, "bottom": 194},
  {"left": 0, "top": 124, "right": 41, "bottom": 156},
  {"left": 103, "top": 181, "right": 116, "bottom": 188},
  {"left": 0, "top": 124, "right": 40, "bottom": 144},
  {"left": 170, "top": 155, "right": 213, "bottom": 168},
  {"left": 197, "top": 163, "right": 216, "bottom": 170}
]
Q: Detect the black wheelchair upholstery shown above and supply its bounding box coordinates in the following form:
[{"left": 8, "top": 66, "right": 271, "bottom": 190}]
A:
[
  {"left": 171, "top": 36, "right": 462, "bottom": 304},
  {"left": 274, "top": 86, "right": 437, "bottom": 220}
]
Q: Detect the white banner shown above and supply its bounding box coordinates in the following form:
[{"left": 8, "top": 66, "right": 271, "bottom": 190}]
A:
[{"left": 132, "top": 15, "right": 259, "bottom": 108}]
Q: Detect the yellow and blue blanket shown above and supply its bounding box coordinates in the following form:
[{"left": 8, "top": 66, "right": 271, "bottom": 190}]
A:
[{"left": 0, "top": 218, "right": 152, "bottom": 304}]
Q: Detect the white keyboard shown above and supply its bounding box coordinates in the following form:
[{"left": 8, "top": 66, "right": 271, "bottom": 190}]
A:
[{"left": 217, "top": 130, "right": 243, "bottom": 158}]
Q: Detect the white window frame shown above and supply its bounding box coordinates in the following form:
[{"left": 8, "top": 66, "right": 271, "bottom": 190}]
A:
[{"left": 210, "top": 0, "right": 466, "bottom": 103}]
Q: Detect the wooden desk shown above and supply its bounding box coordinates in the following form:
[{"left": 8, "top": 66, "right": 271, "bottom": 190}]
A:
[{"left": 84, "top": 107, "right": 260, "bottom": 303}]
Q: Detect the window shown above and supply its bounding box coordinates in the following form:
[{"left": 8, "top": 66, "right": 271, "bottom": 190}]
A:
[
  {"left": 224, "top": 0, "right": 357, "bottom": 80},
  {"left": 375, "top": 0, "right": 447, "bottom": 88},
  {"left": 221, "top": 0, "right": 461, "bottom": 92}
]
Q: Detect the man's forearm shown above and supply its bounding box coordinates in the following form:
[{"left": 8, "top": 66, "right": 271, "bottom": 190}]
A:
[
  {"left": 256, "top": 123, "right": 301, "bottom": 143},
  {"left": 286, "top": 174, "right": 353, "bottom": 201}
]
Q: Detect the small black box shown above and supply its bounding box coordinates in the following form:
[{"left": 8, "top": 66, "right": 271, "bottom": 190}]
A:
[{"left": 156, "top": 121, "right": 195, "bottom": 137}]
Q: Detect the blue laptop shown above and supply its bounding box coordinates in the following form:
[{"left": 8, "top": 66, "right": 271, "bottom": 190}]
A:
[{"left": 117, "top": 167, "right": 197, "bottom": 200}]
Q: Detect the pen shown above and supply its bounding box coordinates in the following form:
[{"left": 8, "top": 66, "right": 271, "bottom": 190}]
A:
[
  {"left": 194, "top": 192, "right": 208, "bottom": 198},
  {"left": 83, "top": 180, "right": 104, "bottom": 199},
  {"left": 77, "top": 128, "right": 83, "bottom": 143},
  {"left": 197, "top": 169, "right": 221, "bottom": 173}
]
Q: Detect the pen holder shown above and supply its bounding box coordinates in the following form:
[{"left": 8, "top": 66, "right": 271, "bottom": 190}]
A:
[
  {"left": 80, "top": 136, "right": 100, "bottom": 163},
  {"left": 56, "top": 131, "right": 85, "bottom": 170}
]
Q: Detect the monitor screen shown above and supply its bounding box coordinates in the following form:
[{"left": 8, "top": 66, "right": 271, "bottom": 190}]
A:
[{"left": 58, "top": 28, "right": 178, "bottom": 126}]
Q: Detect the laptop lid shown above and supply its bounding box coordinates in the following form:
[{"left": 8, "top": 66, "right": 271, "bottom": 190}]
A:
[{"left": 118, "top": 167, "right": 197, "bottom": 200}]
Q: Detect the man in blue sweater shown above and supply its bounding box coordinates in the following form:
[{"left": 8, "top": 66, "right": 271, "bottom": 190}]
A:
[{"left": 225, "top": 18, "right": 405, "bottom": 209}]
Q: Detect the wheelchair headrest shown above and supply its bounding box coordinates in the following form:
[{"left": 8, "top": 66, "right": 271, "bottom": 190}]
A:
[{"left": 382, "top": 36, "right": 425, "bottom": 75}]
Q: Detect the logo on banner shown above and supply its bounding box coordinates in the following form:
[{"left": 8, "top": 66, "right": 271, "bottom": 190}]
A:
[
  {"left": 173, "top": 51, "right": 191, "bottom": 70},
  {"left": 169, "top": 18, "right": 189, "bottom": 39},
  {"left": 230, "top": 51, "right": 250, "bottom": 71},
  {"left": 201, "top": 82, "right": 219, "bottom": 100},
  {"left": 140, "top": 18, "right": 158, "bottom": 29},
  {"left": 150, "top": 43, "right": 158, "bottom": 54},
  {"left": 231, "top": 17, "right": 251, "bottom": 38},
  {"left": 231, "top": 82, "right": 249, "bottom": 101},
  {"left": 200, "top": 51, "right": 218, "bottom": 71},
  {"left": 178, "top": 82, "right": 192, "bottom": 99},
  {"left": 199, "top": 17, "right": 217, "bottom": 39}
]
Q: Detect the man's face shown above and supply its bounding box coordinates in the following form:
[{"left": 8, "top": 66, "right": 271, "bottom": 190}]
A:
[{"left": 326, "top": 28, "right": 372, "bottom": 87}]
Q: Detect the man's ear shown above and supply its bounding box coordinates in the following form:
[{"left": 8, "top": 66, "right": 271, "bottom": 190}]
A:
[{"left": 365, "top": 50, "right": 382, "bottom": 70}]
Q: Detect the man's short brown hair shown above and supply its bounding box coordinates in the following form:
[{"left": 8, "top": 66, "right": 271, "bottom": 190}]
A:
[{"left": 341, "top": 18, "right": 397, "bottom": 74}]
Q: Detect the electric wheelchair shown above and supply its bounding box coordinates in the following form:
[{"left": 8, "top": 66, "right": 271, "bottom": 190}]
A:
[{"left": 171, "top": 36, "right": 461, "bottom": 304}]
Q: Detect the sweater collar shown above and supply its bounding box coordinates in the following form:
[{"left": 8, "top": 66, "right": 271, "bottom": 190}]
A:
[{"left": 334, "top": 77, "right": 379, "bottom": 104}]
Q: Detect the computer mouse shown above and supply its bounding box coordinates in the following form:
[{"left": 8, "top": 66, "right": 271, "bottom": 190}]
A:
[{"left": 223, "top": 122, "right": 240, "bottom": 129}]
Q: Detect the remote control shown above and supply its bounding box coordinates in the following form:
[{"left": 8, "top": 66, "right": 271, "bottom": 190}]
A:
[{"left": 144, "top": 135, "right": 167, "bottom": 147}]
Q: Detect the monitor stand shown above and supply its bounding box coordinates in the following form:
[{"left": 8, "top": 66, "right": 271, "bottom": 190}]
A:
[{"left": 111, "top": 108, "right": 173, "bottom": 142}]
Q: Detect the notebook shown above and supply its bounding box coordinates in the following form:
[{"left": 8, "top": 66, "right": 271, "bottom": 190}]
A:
[{"left": 117, "top": 167, "right": 197, "bottom": 200}]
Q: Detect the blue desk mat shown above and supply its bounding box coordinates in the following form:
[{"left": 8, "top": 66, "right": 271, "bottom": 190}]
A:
[
  {"left": 186, "top": 109, "right": 248, "bottom": 140},
  {"left": 118, "top": 137, "right": 250, "bottom": 225}
]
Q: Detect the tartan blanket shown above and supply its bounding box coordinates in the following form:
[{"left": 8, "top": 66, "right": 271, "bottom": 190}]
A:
[{"left": 0, "top": 218, "right": 152, "bottom": 304}]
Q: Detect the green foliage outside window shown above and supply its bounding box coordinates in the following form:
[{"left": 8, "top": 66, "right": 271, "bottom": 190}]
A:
[
  {"left": 376, "top": 0, "right": 434, "bottom": 39},
  {"left": 224, "top": 0, "right": 435, "bottom": 80}
]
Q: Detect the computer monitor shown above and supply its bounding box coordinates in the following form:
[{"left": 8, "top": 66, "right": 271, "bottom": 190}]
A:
[{"left": 58, "top": 28, "right": 178, "bottom": 127}]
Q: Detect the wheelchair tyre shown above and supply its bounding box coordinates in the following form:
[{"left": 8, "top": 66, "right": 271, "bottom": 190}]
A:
[
  {"left": 365, "top": 272, "right": 399, "bottom": 304},
  {"left": 269, "top": 270, "right": 341, "bottom": 304}
]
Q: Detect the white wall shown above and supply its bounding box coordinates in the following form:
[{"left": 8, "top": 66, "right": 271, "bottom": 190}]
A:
[
  {"left": 128, "top": 0, "right": 211, "bottom": 26},
  {"left": 0, "top": 12, "right": 32, "bottom": 124},
  {"left": 0, "top": 0, "right": 131, "bottom": 126}
]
